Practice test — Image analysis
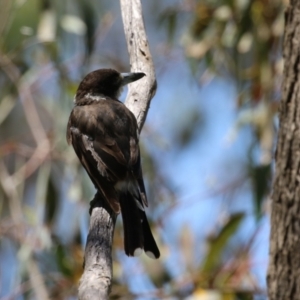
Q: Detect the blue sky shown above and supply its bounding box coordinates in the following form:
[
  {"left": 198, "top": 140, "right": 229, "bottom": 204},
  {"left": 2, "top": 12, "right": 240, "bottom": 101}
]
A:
[{"left": 119, "top": 57, "right": 270, "bottom": 296}]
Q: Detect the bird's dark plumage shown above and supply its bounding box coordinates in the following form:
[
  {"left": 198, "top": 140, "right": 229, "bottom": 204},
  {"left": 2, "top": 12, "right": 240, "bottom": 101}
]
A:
[{"left": 67, "top": 69, "right": 160, "bottom": 259}]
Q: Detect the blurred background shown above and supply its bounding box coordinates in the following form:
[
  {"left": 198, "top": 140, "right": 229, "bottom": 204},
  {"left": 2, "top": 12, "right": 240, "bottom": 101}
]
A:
[{"left": 0, "top": 0, "right": 284, "bottom": 299}]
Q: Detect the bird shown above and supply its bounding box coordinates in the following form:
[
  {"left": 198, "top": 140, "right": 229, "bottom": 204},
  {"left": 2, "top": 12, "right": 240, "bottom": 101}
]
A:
[{"left": 66, "top": 68, "right": 160, "bottom": 259}]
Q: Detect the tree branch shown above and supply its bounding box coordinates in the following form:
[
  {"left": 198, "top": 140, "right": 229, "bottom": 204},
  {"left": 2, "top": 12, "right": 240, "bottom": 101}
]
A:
[
  {"left": 120, "top": 0, "right": 157, "bottom": 130},
  {"left": 78, "top": 192, "right": 116, "bottom": 300},
  {"left": 78, "top": 0, "right": 157, "bottom": 299},
  {"left": 267, "top": 2, "right": 300, "bottom": 299}
]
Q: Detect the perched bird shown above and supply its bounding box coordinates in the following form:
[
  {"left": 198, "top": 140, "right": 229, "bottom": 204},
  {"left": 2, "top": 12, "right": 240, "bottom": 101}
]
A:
[{"left": 67, "top": 69, "right": 160, "bottom": 259}]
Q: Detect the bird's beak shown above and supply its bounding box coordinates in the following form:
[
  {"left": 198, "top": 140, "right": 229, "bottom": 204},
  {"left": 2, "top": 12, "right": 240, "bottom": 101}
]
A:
[{"left": 121, "top": 72, "right": 146, "bottom": 86}]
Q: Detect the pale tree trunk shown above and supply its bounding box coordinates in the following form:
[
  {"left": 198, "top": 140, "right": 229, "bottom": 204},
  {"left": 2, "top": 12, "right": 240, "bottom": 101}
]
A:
[
  {"left": 77, "top": 1, "right": 157, "bottom": 299},
  {"left": 267, "top": 1, "right": 300, "bottom": 299}
]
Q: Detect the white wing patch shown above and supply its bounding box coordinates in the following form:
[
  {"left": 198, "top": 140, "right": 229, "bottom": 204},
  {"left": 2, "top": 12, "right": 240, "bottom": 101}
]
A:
[{"left": 81, "top": 133, "right": 109, "bottom": 177}]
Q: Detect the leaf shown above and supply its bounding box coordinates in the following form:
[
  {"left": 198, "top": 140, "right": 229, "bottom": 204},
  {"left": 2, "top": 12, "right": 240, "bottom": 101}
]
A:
[
  {"left": 201, "top": 213, "right": 245, "bottom": 274},
  {"left": 158, "top": 7, "right": 178, "bottom": 44},
  {"left": 77, "top": 0, "right": 98, "bottom": 55},
  {"left": 45, "top": 175, "right": 58, "bottom": 225},
  {"left": 190, "top": 3, "right": 214, "bottom": 38},
  {"left": 250, "top": 164, "right": 271, "bottom": 220},
  {"left": 0, "top": 95, "right": 17, "bottom": 126},
  {"left": 60, "top": 15, "right": 87, "bottom": 35},
  {"left": 236, "top": 292, "right": 254, "bottom": 300},
  {"left": 55, "top": 244, "right": 73, "bottom": 278},
  {"left": 3, "top": 0, "right": 40, "bottom": 52},
  {"left": 172, "top": 107, "right": 203, "bottom": 148},
  {"left": 37, "top": 9, "right": 57, "bottom": 42}
]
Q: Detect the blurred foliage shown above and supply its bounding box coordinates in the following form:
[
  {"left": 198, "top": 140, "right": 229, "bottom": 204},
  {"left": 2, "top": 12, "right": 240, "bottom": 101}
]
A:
[
  {"left": 201, "top": 213, "right": 244, "bottom": 275},
  {"left": 0, "top": 0, "right": 283, "bottom": 299},
  {"left": 160, "top": 0, "right": 283, "bottom": 217},
  {"left": 250, "top": 163, "right": 271, "bottom": 220}
]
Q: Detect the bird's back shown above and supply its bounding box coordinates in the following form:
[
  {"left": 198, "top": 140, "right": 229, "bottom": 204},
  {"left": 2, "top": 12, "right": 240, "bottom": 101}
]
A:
[{"left": 67, "top": 99, "right": 139, "bottom": 169}]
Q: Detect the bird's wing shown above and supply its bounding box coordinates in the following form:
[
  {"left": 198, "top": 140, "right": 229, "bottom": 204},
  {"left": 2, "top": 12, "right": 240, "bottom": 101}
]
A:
[
  {"left": 68, "top": 126, "right": 121, "bottom": 213},
  {"left": 67, "top": 101, "right": 147, "bottom": 212}
]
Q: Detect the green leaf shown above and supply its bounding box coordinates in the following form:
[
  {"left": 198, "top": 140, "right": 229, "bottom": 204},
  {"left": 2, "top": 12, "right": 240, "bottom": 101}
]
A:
[
  {"left": 236, "top": 292, "right": 254, "bottom": 300},
  {"left": 55, "top": 244, "right": 73, "bottom": 278},
  {"left": 250, "top": 164, "right": 271, "bottom": 220},
  {"left": 3, "top": 0, "right": 41, "bottom": 52},
  {"left": 201, "top": 212, "right": 245, "bottom": 274},
  {"left": 77, "top": 0, "right": 98, "bottom": 55},
  {"left": 190, "top": 3, "right": 214, "bottom": 39},
  {"left": 45, "top": 175, "right": 58, "bottom": 225},
  {"left": 158, "top": 7, "right": 178, "bottom": 44},
  {"left": 176, "top": 109, "right": 203, "bottom": 147}
]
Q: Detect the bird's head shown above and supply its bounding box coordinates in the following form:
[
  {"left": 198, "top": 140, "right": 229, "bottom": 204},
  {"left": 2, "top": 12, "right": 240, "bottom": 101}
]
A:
[{"left": 75, "top": 68, "right": 146, "bottom": 104}]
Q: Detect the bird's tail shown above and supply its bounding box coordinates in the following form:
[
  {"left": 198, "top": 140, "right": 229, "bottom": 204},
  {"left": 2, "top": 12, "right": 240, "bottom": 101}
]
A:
[{"left": 119, "top": 192, "right": 160, "bottom": 259}]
